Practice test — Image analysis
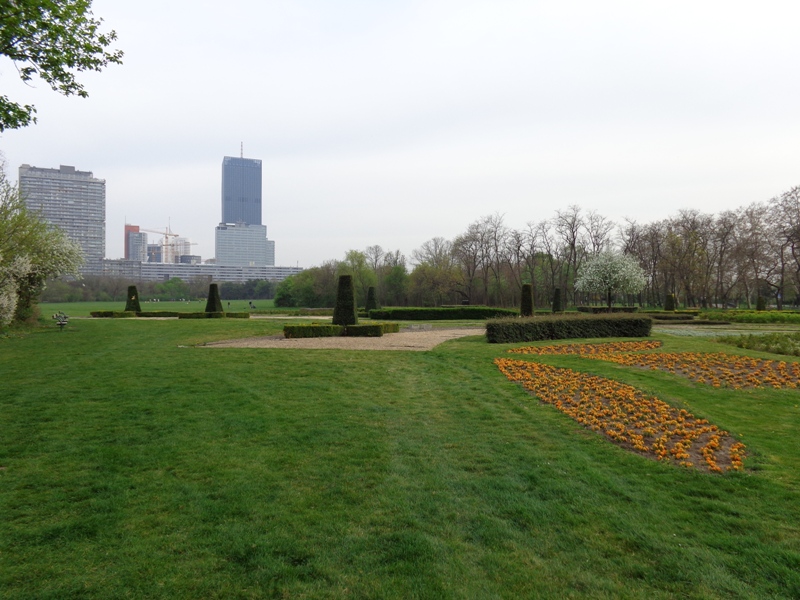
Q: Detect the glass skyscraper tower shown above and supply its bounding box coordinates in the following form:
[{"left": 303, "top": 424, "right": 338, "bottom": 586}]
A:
[{"left": 221, "top": 156, "right": 262, "bottom": 225}]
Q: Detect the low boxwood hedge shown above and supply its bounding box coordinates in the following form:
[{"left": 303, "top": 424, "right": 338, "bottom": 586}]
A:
[
  {"left": 369, "top": 306, "right": 517, "bottom": 320},
  {"left": 90, "top": 311, "right": 136, "bottom": 318},
  {"left": 486, "top": 314, "right": 653, "bottom": 343},
  {"left": 136, "top": 311, "right": 180, "bottom": 318},
  {"left": 284, "top": 324, "right": 344, "bottom": 338},
  {"left": 576, "top": 306, "right": 639, "bottom": 314},
  {"left": 345, "top": 324, "right": 383, "bottom": 337},
  {"left": 178, "top": 312, "right": 225, "bottom": 319}
]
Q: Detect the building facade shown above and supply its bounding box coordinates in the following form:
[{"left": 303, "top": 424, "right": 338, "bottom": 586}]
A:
[
  {"left": 19, "top": 164, "right": 106, "bottom": 274},
  {"left": 100, "top": 259, "right": 301, "bottom": 283},
  {"left": 124, "top": 224, "right": 148, "bottom": 262},
  {"left": 215, "top": 223, "right": 275, "bottom": 267},
  {"left": 221, "top": 156, "right": 262, "bottom": 225}
]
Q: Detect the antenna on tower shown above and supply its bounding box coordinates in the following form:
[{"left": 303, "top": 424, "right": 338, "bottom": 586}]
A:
[{"left": 240, "top": 142, "right": 243, "bottom": 158}]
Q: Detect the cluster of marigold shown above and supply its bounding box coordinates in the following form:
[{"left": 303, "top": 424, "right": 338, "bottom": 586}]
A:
[
  {"left": 509, "top": 341, "right": 800, "bottom": 390},
  {"left": 500, "top": 340, "right": 748, "bottom": 472}
]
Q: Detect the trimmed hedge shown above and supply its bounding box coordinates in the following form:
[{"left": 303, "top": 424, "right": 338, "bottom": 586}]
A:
[
  {"left": 520, "top": 284, "right": 533, "bottom": 317},
  {"left": 700, "top": 310, "right": 800, "bottom": 324},
  {"left": 136, "top": 311, "right": 180, "bottom": 318},
  {"left": 344, "top": 324, "right": 383, "bottom": 337},
  {"left": 486, "top": 314, "right": 653, "bottom": 343},
  {"left": 125, "top": 285, "right": 141, "bottom": 313},
  {"left": 369, "top": 306, "right": 517, "bottom": 320},
  {"left": 178, "top": 312, "right": 225, "bottom": 319},
  {"left": 224, "top": 312, "right": 251, "bottom": 319},
  {"left": 283, "top": 322, "right": 400, "bottom": 338},
  {"left": 284, "top": 324, "right": 344, "bottom": 338},
  {"left": 333, "top": 275, "right": 358, "bottom": 326},
  {"left": 576, "top": 306, "right": 639, "bottom": 314},
  {"left": 90, "top": 311, "right": 136, "bottom": 318},
  {"left": 205, "top": 284, "right": 224, "bottom": 313}
]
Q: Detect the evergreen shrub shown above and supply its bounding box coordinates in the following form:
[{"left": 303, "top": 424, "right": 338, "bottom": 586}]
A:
[
  {"left": 552, "top": 289, "right": 562, "bottom": 313},
  {"left": 284, "top": 324, "right": 344, "bottom": 338},
  {"left": 520, "top": 284, "right": 533, "bottom": 317},
  {"left": 178, "top": 312, "right": 225, "bottom": 319},
  {"left": 333, "top": 275, "right": 358, "bottom": 326},
  {"left": 756, "top": 296, "right": 767, "bottom": 311},
  {"left": 366, "top": 286, "right": 378, "bottom": 312},
  {"left": 135, "top": 311, "right": 180, "bottom": 318},
  {"left": 486, "top": 314, "right": 652, "bottom": 343},
  {"left": 125, "top": 285, "right": 141, "bottom": 313},
  {"left": 576, "top": 306, "right": 638, "bottom": 314},
  {"left": 664, "top": 294, "right": 676, "bottom": 311},
  {"left": 205, "top": 284, "right": 223, "bottom": 313},
  {"left": 344, "top": 324, "right": 383, "bottom": 337}
]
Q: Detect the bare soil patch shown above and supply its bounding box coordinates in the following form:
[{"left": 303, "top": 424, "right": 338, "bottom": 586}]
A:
[{"left": 203, "top": 327, "right": 485, "bottom": 351}]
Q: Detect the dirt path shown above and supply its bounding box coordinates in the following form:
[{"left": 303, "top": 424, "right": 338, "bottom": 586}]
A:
[{"left": 203, "top": 327, "right": 485, "bottom": 351}]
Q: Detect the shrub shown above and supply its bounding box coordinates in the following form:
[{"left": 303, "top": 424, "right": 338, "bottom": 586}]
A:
[
  {"left": 345, "top": 324, "right": 383, "bottom": 337},
  {"left": 756, "top": 296, "right": 766, "bottom": 311},
  {"left": 664, "top": 294, "right": 676, "bottom": 311},
  {"left": 283, "top": 324, "right": 344, "bottom": 338},
  {"left": 125, "top": 285, "right": 142, "bottom": 313},
  {"left": 369, "top": 307, "right": 517, "bottom": 320},
  {"left": 135, "top": 311, "right": 180, "bottom": 318},
  {"left": 333, "top": 275, "right": 358, "bottom": 326},
  {"left": 378, "top": 322, "right": 400, "bottom": 334},
  {"left": 205, "top": 284, "right": 223, "bottom": 313},
  {"left": 486, "top": 314, "right": 653, "bottom": 343},
  {"left": 365, "top": 286, "right": 378, "bottom": 312},
  {"left": 576, "top": 306, "right": 638, "bottom": 314},
  {"left": 520, "top": 284, "right": 533, "bottom": 317},
  {"left": 552, "top": 289, "right": 562, "bottom": 313},
  {"left": 178, "top": 312, "right": 225, "bottom": 319}
]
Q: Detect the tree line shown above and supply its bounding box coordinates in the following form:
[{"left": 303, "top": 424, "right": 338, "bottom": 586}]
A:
[{"left": 277, "top": 186, "right": 800, "bottom": 310}]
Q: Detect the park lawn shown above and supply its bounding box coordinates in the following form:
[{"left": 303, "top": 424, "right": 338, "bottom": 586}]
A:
[
  {"left": 41, "top": 299, "right": 276, "bottom": 317},
  {"left": 1, "top": 319, "right": 799, "bottom": 599}
]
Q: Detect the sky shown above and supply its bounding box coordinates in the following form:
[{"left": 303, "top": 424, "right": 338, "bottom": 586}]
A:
[{"left": 1, "top": 0, "right": 799, "bottom": 268}]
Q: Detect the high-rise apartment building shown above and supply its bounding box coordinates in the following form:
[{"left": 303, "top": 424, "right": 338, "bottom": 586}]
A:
[
  {"left": 19, "top": 164, "right": 106, "bottom": 273},
  {"left": 215, "top": 223, "right": 275, "bottom": 267},
  {"left": 221, "top": 156, "right": 262, "bottom": 225},
  {"left": 124, "top": 224, "right": 147, "bottom": 262}
]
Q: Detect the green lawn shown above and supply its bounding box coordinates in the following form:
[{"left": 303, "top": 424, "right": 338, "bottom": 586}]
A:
[
  {"left": 41, "top": 299, "right": 276, "bottom": 317},
  {"left": 1, "top": 315, "right": 799, "bottom": 598}
]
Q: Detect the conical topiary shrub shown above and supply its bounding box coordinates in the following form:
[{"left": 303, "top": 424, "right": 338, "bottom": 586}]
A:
[
  {"left": 664, "top": 293, "right": 676, "bottom": 311},
  {"left": 756, "top": 296, "right": 766, "bottom": 311},
  {"left": 552, "top": 288, "right": 562, "bottom": 313},
  {"left": 333, "top": 275, "right": 358, "bottom": 326},
  {"left": 205, "top": 283, "right": 223, "bottom": 313},
  {"left": 125, "top": 285, "right": 141, "bottom": 313},
  {"left": 520, "top": 284, "right": 533, "bottom": 317},
  {"left": 365, "top": 286, "right": 378, "bottom": 312}
]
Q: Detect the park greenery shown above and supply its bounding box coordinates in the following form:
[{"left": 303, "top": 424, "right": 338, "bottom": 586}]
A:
[
  {"left": 0, "top": 0, "right": 123, "bottom": 131},
  {"left": 1, "top": 314, "right": 799, "bottom": 597},
  {"left": 575, "top": 251, "right": 647, "bottom": 311}
]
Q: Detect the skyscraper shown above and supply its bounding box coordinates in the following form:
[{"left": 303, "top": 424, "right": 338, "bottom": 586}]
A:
[
  {"left": 124, "top": 224, "right": 147, "bottom": 262},
  {"left": 216, "top": 153, "right": 275, "bottom": 267},
  {"left": 221, "top": 156, "right": 262, "bottom": 225},
  {"left": 19, "top": 164, "right": 106, "bottom": 273}
]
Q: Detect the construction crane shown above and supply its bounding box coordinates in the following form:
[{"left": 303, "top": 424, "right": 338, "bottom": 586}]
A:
[{"left": 139, "top": 227, "right": 180, "bottom": 263}]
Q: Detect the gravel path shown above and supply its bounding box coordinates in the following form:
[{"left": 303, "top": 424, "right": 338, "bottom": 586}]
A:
[{"left": 203, "top": 327, "right": 485, "bottom": 351}]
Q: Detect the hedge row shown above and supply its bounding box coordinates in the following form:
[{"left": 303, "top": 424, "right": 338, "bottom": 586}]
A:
[
  {"left": 177, "top": 312, "right": 250, "bottom": 319},
  {"left": 369, "top": 306, "right": 517, "bottom": 320},
  {"left": 576, "top": 306, "right": 638, "bottom": 314},
  {"left": 700, "top": 310, "right": 800, "bottom": 324},
  {"left": 283, "top": 322, "right": 400, "bottom": 339},
  {"left": 90, "top": 311, "right": 136, "bottom": 318},
  {"left": 486, "top": 314, "right": 653, "bottom": 343}
]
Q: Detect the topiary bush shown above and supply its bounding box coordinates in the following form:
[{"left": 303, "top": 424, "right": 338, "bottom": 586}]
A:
[
  {"left": 552, "top": 288, "right": 562, "bottom": 313},
  {"left": 344, "top": 324, "right": 383, "bottom": 337},
  {"left": 756, "top": 296, "right": 766, "bottom": 311},
  {"left": 205, "top": 283, "right": 223, "bottom": 313},
  {"left": 520, "top": 284, "right": 533, "bottom": 317},
  {"left": 664, "top": 293, "right": 676, "bottom": 311},
  {"left": 125, "top": 285, "right": 141, "bottom": 313},
  {"left": 366, "top": 286, "right": 378, "bottom": 312},
  {"left": 284, "top": 324, "right": 344, "bottom": 338},
  {"left": 333, "top": 275, "right": 358, "bottom": 326},
  {"left": 486, "top": 314, "right": 653, "bottom": 343}
]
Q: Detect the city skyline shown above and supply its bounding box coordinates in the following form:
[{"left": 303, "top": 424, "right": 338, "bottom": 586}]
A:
[{"left": 1, "top": 1, "right": 799, "bottom": 268}]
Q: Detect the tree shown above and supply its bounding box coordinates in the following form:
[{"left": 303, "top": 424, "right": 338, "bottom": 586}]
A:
[
  {"left": 575, "top": 251, "right": 647, "bottom": 311},
  {"left": 0, "top": 0, "right": 123, "bottom": 130},
  {"left": 0, "top": 162, "right": 83, "bottom": 324}
]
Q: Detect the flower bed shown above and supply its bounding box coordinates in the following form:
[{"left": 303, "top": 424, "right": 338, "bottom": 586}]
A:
[{"left": 495, "top": 357, "right": 745, "bottom": 473}]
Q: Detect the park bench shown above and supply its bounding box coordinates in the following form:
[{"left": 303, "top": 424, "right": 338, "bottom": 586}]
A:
[{"left": 52, "top": 311, "right": 69, "bottom": 332}]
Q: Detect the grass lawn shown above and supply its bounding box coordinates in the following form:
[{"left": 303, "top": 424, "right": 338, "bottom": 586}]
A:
[
  {"left": 41, "top": 299, "right": 276, "bottom": 317},
  {"left": 1, "top": 314, "right": 799, "bottom": 598}
]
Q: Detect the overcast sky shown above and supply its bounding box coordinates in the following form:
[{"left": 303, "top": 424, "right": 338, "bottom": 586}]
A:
[{"left": 2, "top": 0, "right": 799, "bottom": 268}]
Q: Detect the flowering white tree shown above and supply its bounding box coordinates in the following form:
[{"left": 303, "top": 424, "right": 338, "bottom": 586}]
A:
[
  {"left": 575, "top": 251, "right": 647, "bottom": 311},
  {"left": 0, "top": 162, "right": 83, "bottom": 325}
]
